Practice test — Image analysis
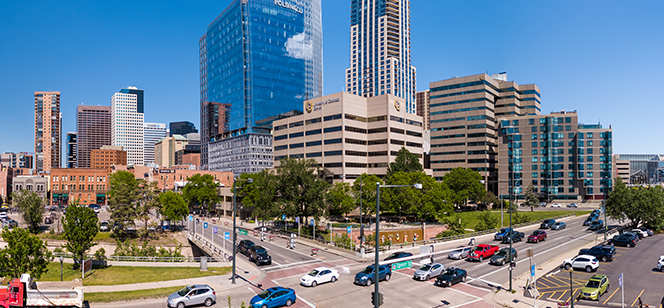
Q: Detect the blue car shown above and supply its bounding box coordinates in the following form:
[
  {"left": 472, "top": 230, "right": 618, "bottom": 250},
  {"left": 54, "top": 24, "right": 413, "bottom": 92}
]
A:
[
  {"left": 250, "top": 287, "right": 296, "bottom": 308},
  {"left": 494, "top": 227, "right": 514, "bottom": 241},
  {"left": 354, "top": 264, "right": 392, "bottom": 286}
]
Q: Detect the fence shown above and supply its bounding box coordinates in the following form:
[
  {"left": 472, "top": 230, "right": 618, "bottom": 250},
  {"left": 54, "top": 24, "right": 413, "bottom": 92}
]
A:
[{"left": 52, "top": 252, "right": 227, "bottom": 263}]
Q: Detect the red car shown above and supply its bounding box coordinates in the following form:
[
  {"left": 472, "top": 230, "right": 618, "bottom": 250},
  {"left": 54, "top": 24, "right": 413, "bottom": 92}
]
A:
[
  {"left": 527, "top": 230, "right": 547, "bottom": 243},
  {"left": 467, "top": 244, "right": 499, "bottom": 262}
]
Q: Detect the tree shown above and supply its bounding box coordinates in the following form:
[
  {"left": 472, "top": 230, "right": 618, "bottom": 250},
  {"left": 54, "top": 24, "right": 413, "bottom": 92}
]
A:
[
  {"left": 0, "top": 227, "right": 52, "bottom": 279},
  {"left": 382, "top": 171, "right": 454, "bottom": 221},
  {"left": 12, "top": 190, "right": 44, "bottom": 233},
  {"left": 108, "top": 170, "right": 139, "bottom": 232},
  {"left": 62, "top": 202, "right": 99, "bottom": 267},
  {"left": 524, "top": 184, "right": 539, "bottom": 211},
  {"left": 159, "top": 192, "right": 189, "bottom": 229},
  {"left": 239, "top": 171, "right": 280, "bottom": 223},
  {"left": 478, "top": 191, "right": 500, "bottom": 210},
  {"left": 137, "top": 180, "right": 161, "bottom": 236},
  {"left": 441, "top": 167, "right": 486, "bottom": 209},
  {"left": 607, "top": 178, "right": 664, "bottom": 230},
  {"left": 275, "top": 157, "right": 330, "bottom": 221},
  {"left": 385, "top": 147, "right": 423, "bottom": 178},
  {"left": 475, "top": 211, "right": 499, "bottom": 231},
  {"left": 182, "top": 174, "right": 220, "bottom": 214},
  {"left": 438, "top": 214, "right": 466, "bottom": 237},
  {"left": 352, "top": 174, "right": 384, "bottom": 218},
  {"left": 326, "top": 182, "right": 355, "bottom": 216}
]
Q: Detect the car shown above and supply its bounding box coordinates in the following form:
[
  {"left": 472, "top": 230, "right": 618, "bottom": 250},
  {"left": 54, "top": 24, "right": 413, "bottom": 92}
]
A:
[
  {"left": 657, "top": 256, "right": 664, "bottom": 272},
  {"left": 167, "top": 284, "right": 216, "bottom": 308},
  {"left": 494, "top": 227, "right": 515, "bottom": 241},
  {"left": 354, "top": 264, "right": 391, "bottom": 286},
  {"left": 89, "top": 204, "right": 101, "bottom": 213},
  {"left": 44, "top": 217, "right": 53, "bottom": 224},
  {"left": 527, "top": 230, "right": 547, "bottom": 243},
  {"left": 562, "top": 254, "right": 599, "bottom": 272},
  {"left": 448, "top": 247, "right": 471, "bottom": 260},
  {"left": 490, "top": 248, "right": 517, "bottom": 266},
  {"left": 591, "top": 209, "right": 601, "bottom": 215},
  {"left": 0, "top": 212, "right": 7, "bottom": 219},
  {"left": 413, "top": 263, "right": 445, "bottom": 281},
  {"left": 567, "top": 203, "right": 578, "bottom": 208},
  {"left": 583, "top": 216, "right": 598, "bottom": 226},
  {"left": 249, "top": 287, "right": 296, "bottom": 308},
  {"left": 237, "top": 240, "right": 255, "bottom": 256},
  {"left": 300, "top": 267, "right": 339, "bottom": 287},
  {"left": 434, "top": 267, "right": 467, "bottom": 287},
  {"left": 501, "top": 231, "right": 525, "bottom": 243},
  {"left": 630, "top": 229, "right": 648, "bottom": 238},
  {"left": 551, "top": 203, "right": 562, "bottom": 208},
  {"left": 639, "top": 228, "right": 654, "bottom": 236},
  {"left": 383, "top": 251, "right": 412, "bottom": 261},
  {"left": 579, "top": 245, "right": 616, "bottom": 262},
  {"left": 1, "top": 219, "right": 17, "bottom": 229},
  {"left": 621, "top": 232, "right": 640, "bottom": 242},
  {"left": 551, "top": 222, "right": 567, "bottom": 230},
  {"left": 578, "top": 274, "right": 609, "bottom": 301},
  {"left": 248, "top": 246, "right": 272, "bottom": 265},
  {"left": 609, "top": 235, "right": 637, "bottom": 247},
  {"left": 540, "top": 219, "right": 556, "bottom": 229},
  {"left": 539, "top": 202, "right": 547, "bottom": 207},
  {"left": 589, "top": 220, "right": 604, "bottom": 231},
  {"left": 99, "top": 221, "right": 110, "bottom": 232}
]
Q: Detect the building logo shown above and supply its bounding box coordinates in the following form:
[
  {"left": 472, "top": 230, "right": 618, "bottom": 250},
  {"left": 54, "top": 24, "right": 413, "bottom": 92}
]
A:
[
  {"left": 274, "top": 0, "right": 303, "bottom": 14},
  {"left": 306, "top": 97, "right": 340, "bottom": 113},
  {"left": 305, "top": 101, "right": 313, "bottom": 113},
  {"left": 394, "top": 100, "right": 401, "bottom": 111}
]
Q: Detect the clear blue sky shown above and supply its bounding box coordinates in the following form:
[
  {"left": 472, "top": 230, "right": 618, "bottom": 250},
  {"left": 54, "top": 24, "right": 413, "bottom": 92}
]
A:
[{"left": 1, "top": 1, "right": 663, "bottom": 156}]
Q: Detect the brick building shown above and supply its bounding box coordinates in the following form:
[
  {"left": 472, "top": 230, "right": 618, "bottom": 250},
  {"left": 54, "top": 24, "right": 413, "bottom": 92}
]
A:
[
  {"left": 50, "top": 168, "right": 109, "bottom": 206},
  {"left": 91, "top": 146, "right": 127, "bottom": 169}
]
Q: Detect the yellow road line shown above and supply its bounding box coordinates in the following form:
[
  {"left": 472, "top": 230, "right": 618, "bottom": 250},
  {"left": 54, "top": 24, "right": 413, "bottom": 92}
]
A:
[
  {"left": 630, "top": 289, "right": 645, "bottom": 307},
  {"left": 603, "top": 287, "right": 619, "bottom": 304},
  {"left": 556, "top": 290, "right": 568, "bottom": 301},
  {"left": 538, "top": 291, "right": 554, "bottom": 300},
  {"left": 549, "top": 275, "right": 569, "bottom": 286}
]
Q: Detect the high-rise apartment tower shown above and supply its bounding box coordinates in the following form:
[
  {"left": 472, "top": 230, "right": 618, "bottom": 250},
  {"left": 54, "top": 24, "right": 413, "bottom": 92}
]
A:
[
  {"left": 34, "top": 91, "right": 61, "bottom": 173},
  {"left": 111, "top": 87, "right": 144, "bottom": 165},
  {"left": 76, "top": 105, "right": 112, "bottom": 168},
  {"left": 144, "top": 122, "right": 168, "bottom": 166},
  {"left": 66, "top": 132, "right": 77, "bottom": 168}
]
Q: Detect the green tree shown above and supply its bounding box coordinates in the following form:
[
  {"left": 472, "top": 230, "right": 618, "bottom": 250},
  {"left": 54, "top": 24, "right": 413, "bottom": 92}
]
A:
[
  {"left": 12, "top": 190, "right": 44, "bottom": 233},
  {"left": 108, "top": 170, "right": 139, "bottom": 233},
  {"left": 385, "top": 147, "right": 423, "bottom": 178},
  {"left": 137, "top": 180, "right": 161, "bottom": 236},
  {"left": 239, "top": 171, "right": 280, "bottom": 223},
  {"left": 478, "top": 191, "right": 500, "bottom": 210},
  {"left": 275, "top": 157, "right": 331, "bottom": 221},
  {"left": 382, "top": 171, "right": 454, "bottom": 221},
  {"left": 438, "top": 214, "right": 466, "bottom": 237},
  {"left": 159, "top": 191, "right": 189, "bottom": 229},
  {"left": 524, "top": 184, "right": 539, "bottom": 211},
  {"left": 0, "top": 227, "right": 52, "bottom": 279},
  {"left": 441, "top": 167, "right": 486, "bottom": 209},
  {"left": 352, "top": 174, "right": 384, "bottom": 218},
  {"left": 474, "top": 211, "right": 499, "bottom": 231},
  {"left": 326, "top": 182, "right": 355, "bottom": 216},
  {"left": 182, "top": 174, "right": 220, "bottom": 214},
  {"left": 62, "top": 202, "right": 99, "bottom": 267}
]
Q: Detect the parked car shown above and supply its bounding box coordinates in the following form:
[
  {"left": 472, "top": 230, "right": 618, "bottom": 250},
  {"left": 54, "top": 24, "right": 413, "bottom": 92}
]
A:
[
  {"left": 589, "top": 220, "right": 604, "bottom": 231},
  {"left": 551, "top": 222, "right": 567, "bottom": 230},
  {"left": 237, "top": 240, "right": 256, "bottom": 256},
  {"left": 579, "top": 274, "right": 609, "bottom": 301},
  {"left": 527, "top": 230, "right": 547, "bottom": 243},
  {"left": 413, "top": 263, "right": 445, "bottom": 281},
  {"left": 657, "top": 256, "right": 664, "bottom": 272},
  {"left": 248, "top": 246, "right": 272, "bottom": 265},
  {"left": 630, "top": 229, "right": 648, "bottom": 238},
  {"left": 540, "top": 219, "right": 556, "bottom": 229},
  {"left": 494, "top": 227, "right": 515, "bottom": 241},
  {"left": 0, "top": 212, "right": 7, "bottom": 219},
  {"left": 383, "top": 251, "right": 412, "bottom": 261},
  {"left": 354, "top": 264, "right": 391, "bottom": 286},
  {"left": 539, "top": 202, "right": 547, "bottom": 207},
  {"left": 501, "top": 231, "right": 525, "bottom": 243},
  {"left": 99, "top": 221, "right": 110, "bottom": 232},
  {"left": 467, "top": 244, "right": 500, "bottom": 262},
  {"left": 167, "top": 284, "right": 216, "bottom": 308},
  {"left": 550, "top": 203, "right": 562, "bottom": 208},
  {"left": 639, "top": 228, "right": 654, "bottom": 236},
  {"left": 490, "top": 248, "right": 517, "bottom": 266},
  {"left": 583, "top": 216, "right": 598, "bottom": 226},
  {"left": 621, "top": 232, "right": 640, "bottom": 242},
  {"left": 562, "top": 254, "right": 599, "bottom": 272},
  {"left": 609, "top": 235, "right": 637, "bottom": 247},
  {"left": 579, "top": 245, "right": 616, "bottom": 262},
  {"left": 249, "top": 287, "right": 296, "bottom": 308},
  {"left": 434, "top": 267, "right": 467, "bottom": 287},
  {"left": 300, "top": 267, "right": 339, "bottom": 287},
  {"left": 448, "top": 247, "right": 471, "bottom": 260},
  {"left": 567, "top": 203, "right": 578, "bottom": 208},
  {"left": 1, "top": 219, "right": 17, "bottom": 229}
]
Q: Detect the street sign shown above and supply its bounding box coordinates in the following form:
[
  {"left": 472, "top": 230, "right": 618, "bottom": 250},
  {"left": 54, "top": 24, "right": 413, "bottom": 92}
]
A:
[
  {"left": 204, "top": 222, "right": 208, "bottom": 229},
  {"left": 213, "top": 226, "right": 218, "bottom": 234},
  {"left": 239, "top": 229, "right": 248, "bottom": 235},
  {"left": 531, "top": 264, "right": 535, "bottom": 277},
  {"left": 391, "top": 260, "right": 412, "bottom": 271},
  {"left": 295, "top": 217, "right": 299, "bottom": 223},
  {"left": 310, "top": 219, "right": 314, "bottom": 226},
  {"left": 347, "top": 226, "right": 351, "bottom": 233},
  {"left": 224, "top": 232, "right": 230, "bottom": 240},
  {"left": 619, "top": 273, "right": 622, "bottom": 287},
  {"left": 188, "top": 215, "right": 193, "bottom": 221},
  {"left": 282, "top": 214, "right": 286, "bottom": 220},
  {"left": 526, "top": 249, "right": 534, "bottom": 258}
]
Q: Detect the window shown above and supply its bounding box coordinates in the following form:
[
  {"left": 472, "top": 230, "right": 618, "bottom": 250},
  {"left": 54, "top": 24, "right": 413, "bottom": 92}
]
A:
[
  {"left": 324, "top": 138, "right": 342, "bottom": 145},
  {"left": 324, "top": 150, "right": 342, "bottom": 156},
  {"left": 306, "top": 129, "right": 322, "bottom": 136},
  {"left": 289, "top": 132, "right": 304, "bottom": 138},
  {"left": 306, "top": 140, "right": 322, "bottom": 147},
  {"left": 324, "top": 126, "right": 342, "bottom": 133},
  {"left": 289, "top": 121, "right": 303, "bottom": 128},
  {"left": 305, "top": 118, "right": 321, "bottom": 125}
]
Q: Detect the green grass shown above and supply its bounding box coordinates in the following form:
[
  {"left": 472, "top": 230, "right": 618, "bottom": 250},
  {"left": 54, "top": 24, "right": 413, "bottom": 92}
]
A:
[
  {"left": 448, "top": 210, "right": 591, "bottom": 231},
  {"left": 39, "top": 262, "right": 231, "bottom": 285},
  {"left": 39, "top": 231, "right": 114, "bottom": 242},
  {"left": 85, "top": 286, "right": 185, "bottom": 303}
]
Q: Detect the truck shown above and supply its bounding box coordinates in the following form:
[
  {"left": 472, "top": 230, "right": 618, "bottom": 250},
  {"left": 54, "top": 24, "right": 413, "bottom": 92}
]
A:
[
  {"left": 0, "top": 274, "right": 84, "bottom": 308},
  {"left": 467, "top": 244, "right": 499, "bottom": 262},
  {"left": 494, "top": 228, "right": 515, "bottom": 241}
]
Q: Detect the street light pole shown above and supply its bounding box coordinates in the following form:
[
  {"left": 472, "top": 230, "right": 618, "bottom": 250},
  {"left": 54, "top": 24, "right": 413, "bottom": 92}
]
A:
[
  {"left": 232, "top": 178, "right": 253, "bottom": 284},
  {"left": 359, "top": 176, "right": 363, "bottom": 249},
  {"left": 568, "top": 268, "right": 574, "bottom": 308}
]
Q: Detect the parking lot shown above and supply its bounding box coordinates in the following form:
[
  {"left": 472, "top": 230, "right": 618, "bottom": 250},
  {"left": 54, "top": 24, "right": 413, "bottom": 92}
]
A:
[{"left": 536, "top": 234, "right": 664, "bottom": 307}]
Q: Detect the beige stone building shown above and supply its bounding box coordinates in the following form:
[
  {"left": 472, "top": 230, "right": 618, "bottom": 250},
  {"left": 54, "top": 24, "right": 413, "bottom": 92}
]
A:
[
  {"left": 34, "top": 91, "right": 61, "bottom": 174},
  {"left": 272, "top": 92, "right": 425, "bottom": 182},
  {"left": 155, "top": 135, "right": 188, "bottom": 168}
]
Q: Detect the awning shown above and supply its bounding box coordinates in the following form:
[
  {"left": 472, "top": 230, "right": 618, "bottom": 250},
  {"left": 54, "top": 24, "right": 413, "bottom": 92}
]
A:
[
  {"left": 96, "top": 194, "right": 106, "bottom": 197},
  {"left": 52, "top": 194, "right": 59, "bottom": 197}
]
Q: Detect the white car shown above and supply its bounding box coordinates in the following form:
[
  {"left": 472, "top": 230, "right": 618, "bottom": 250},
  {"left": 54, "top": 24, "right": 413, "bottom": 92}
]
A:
[
  {"left": 562, "top": 255, "right": 599, "bottom": 272},
  {"left": 551, "top": 203, "right": 562, "bottom": 208},
  {"left": 631, "top": 229, "right": 648, "bottom": 238},
  {"left": 657, "top": 256, "right": 664, "bottom": 272},
  {"left": 300, "top": 267, "right": 339, "bottom": 287}
]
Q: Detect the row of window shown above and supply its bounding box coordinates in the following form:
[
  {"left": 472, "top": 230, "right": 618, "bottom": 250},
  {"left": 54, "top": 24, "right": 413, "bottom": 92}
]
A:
[
  {"left": 275, "top": 113, "right": 423, "bottom": 131},
  {"left": 53, "top": 184, "right": 106, "bottom": 191},
  {"left": 52, "top": 175, "right": 106, "bottom": 182}
]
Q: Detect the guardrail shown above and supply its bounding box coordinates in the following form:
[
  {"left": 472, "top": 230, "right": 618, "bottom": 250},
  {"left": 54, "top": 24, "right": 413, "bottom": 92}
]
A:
[{"left": 51, "top": 251, "right": 226, "bottom": 263}]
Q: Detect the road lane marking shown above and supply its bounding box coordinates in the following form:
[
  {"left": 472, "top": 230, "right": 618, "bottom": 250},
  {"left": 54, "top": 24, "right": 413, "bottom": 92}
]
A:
[
  {"left": 262, "top": 259, "right": 322, "bottom": 271},
  {"left": 556, "top": 290, "right": 567, "bottom": 300},
  {"left": 296, "top": 295, "right": 316, "bottom": 308},
  {"left": 247, "top": 287, "right": 257, "bottom": 295},
  {"left": 572, "top": 288, "right": 580, "bottom": 301},
  {"left": 448, "top": 298, "right": 483, "bottom": 308},
  {"left": 630, "top": 289, "right": 644, "bottom": 307},
  {"left": 603, "top": 287, "right": 619, "bottom": 304}
]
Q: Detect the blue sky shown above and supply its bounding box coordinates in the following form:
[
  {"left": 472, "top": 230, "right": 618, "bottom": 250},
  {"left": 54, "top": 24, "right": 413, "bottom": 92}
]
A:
[{"left": 1, "top": 1, "right": 663, "bottom": 156}]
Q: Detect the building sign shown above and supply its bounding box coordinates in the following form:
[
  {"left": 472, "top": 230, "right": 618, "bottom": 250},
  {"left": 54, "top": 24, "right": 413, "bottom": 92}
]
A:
[
  {"left": 305, "top": 97, "right": 340, "bottom": 113},
  {"left": 394, "top": 99, "right": 401, "bottom": 111},
  {"left": 274, "top": 0, "right": 303, "bottom": 14}
]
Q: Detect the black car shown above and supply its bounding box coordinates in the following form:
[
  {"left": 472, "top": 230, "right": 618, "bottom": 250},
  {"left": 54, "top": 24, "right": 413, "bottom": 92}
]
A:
[
  {"left": 621, "top": 232, "right": 640, "bottom": 242},
  {"left": 589, "top": 220, "right": 604, "bottom": 231},
  {"left": 237, "top": 240, "right": 256, "bottom": 256},
  {"left": 583, "top": 216, "right": 598, "bottom": 226},
  {"left": 248, "top": 246, "right": 272, "bottom": 265},
  {"left": 490, "top": 248, "right": 517, "bottom": 266},
  {"left": 540, "top": 219, "right": 556, "bottom": 229},
  {"left": 609, "top": 235, "right": 636, "bottom": 247},
  {"left": 434, "top": 267, "right": 467, "bottom": 287},
  {"left": 383, "top": 251, "right": 413, "bottom": 261},
  {"left": 579, "top": 245, "right": 616, "bottom": 262},
  {"left": 501, "top": 231, "right": 524, "bottom": 243}
]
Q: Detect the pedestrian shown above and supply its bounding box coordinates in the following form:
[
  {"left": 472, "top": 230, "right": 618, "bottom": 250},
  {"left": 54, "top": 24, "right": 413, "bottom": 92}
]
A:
[{"left": 638, "top": 297, "right": 642, "bottom": 308}]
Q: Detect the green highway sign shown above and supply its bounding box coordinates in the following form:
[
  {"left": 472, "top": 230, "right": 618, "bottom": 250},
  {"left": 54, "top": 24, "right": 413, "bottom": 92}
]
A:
[
  {"left": 391, "top": 260, "right": 412, "bottom": 271},
  {"left": 239, "top": 229, "right": 248, "bottom": 235}
]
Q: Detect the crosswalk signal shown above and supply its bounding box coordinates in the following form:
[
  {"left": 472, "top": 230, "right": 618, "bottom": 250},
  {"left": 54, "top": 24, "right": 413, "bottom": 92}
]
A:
[
  {"left": 378, "top": 292, "right": 384, "bottom": 306},
  {"left": 371, "top": 292, "right": 375, "bottom": 305},
  {"left": 371, "top": 292, "right": 384, "bottom": 306},
  {"left": 509, "top": 262, "right": 516, "bottom": 271}
]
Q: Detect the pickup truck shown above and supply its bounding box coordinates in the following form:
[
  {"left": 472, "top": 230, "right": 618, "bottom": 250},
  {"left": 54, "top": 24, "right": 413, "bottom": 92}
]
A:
[
  {"left": 494, "top": 228, "right": 515, "bottom": 241},
  {"left": 501, "top": 231, "right": 525, "bottom": 243},
  {"left": 0, "top": 273, "right": 83, "bottom": 308},
  {"left": 467, "top": 244, "right": 500, "bottom": 262},
  {"left": 579, "top": 245, "right": 616, "bottom": 262}
]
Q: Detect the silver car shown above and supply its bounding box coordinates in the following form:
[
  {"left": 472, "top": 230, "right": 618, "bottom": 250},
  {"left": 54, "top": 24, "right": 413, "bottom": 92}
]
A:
[
  {"left": 167, "top": 285, "right": 216, "bottom": 308},
  {"left": 448, "top": 247, "right": 471, "bottom": 259},
  {"left": 413, "top": 263, "right": 445, "bottom": 281},
  {"left": 551, "top": 222, "right": 566, "bottom": 230}
]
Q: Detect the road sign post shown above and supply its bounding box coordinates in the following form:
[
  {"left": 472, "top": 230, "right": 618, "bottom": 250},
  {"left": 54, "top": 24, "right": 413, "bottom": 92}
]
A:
[
  {"left": 391, "top": 260, "right": 412, "bottom": 271},
  {"left": 619, "top": 273, "right": 623, "bottom": 308},
  {"left": 311, "top": 219, "right": 315, "bottom": 241},
  {"left": 224, "top": 232, "right": 230, "bottom": 257}
]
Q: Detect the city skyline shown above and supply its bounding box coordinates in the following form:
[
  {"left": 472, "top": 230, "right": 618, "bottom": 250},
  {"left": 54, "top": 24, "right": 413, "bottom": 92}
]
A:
[{"left": 1, "top": 1, "right": 663, "bottom": 155}]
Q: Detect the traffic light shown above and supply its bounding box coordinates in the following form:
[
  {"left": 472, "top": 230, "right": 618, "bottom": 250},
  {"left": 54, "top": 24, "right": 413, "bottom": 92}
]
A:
[
  {"left": 378, "top": 292, "right": 384, "bottom": 306},
  {"left": 509, "top": 262, "right": 516, "bottom": 270},
  {"left": 371, "top": 292, "right": 375, "bottom": 305},
  {"left": 371, "top": 292, "right": 384, "bottom": 306},
  {"left": 359, "top": 226, "right": 365, "bottom": 240}
]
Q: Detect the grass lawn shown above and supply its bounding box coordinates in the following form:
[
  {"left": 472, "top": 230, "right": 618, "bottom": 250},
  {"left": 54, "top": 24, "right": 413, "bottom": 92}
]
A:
[
  {"left": 40, "top": 231, "right": 113, "bottom": 242},
  {"left": 448, "top": 210, "right": 591, "bottom": 231},
  {"left": 39, "top": 263, "right": 230, "bottom": 285},
  {"left": 85, "top": 286, "right": 185, "bottom": 303}
]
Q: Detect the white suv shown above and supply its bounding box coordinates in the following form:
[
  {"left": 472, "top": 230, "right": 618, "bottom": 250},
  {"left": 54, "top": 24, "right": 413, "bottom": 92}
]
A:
[
  {"left": 562, "top": 255, "right": 599, "bottom": 272},
  {"left": 631, "top": 229, "right": 648, "bottom": 238},
  {"left": 657, "top": 256, "right": 664, "bottom": 272}
]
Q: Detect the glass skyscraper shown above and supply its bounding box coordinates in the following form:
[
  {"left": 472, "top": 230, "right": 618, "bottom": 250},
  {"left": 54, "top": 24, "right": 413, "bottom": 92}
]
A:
[{"left": 200, "top": 0, "right": 323, "bottom": 170}]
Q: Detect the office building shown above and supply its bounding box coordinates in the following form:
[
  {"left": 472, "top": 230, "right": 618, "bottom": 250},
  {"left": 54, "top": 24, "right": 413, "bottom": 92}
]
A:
[
  {"left": 614, "top": 154, "right": 664, "bottom": 183},
  {"left": 155, "top": 135, "right": 188, "bottom": 168},
  {"left": 272, "top": 92, "right": 424, "bottom": 181},
  {"left": 66, "top": 132, "right": 77, "bottom": 168},
  {"left": 112, "top": 164, "right": 232, "bottom": 195},
  {"left": 34, "top": 91, "right": 61, "bottom": 174},
  {"left": 144, "top": 122, "right": 168, "bottom": 166},
  {"left": 428, "top": 73, "right": 541, "bottom": 192},
  {"left": 200, "top": 0, "right": 323, "bottom": 171},
  {"left": 200, "top": 102, "right": 230, "bottom": 168},
  {"left": 497, "top": 111, "right": 612, "bottom": 201},
  {"left": 416, "top": 90, "right": 430, "bottom": 130},
  {"left": 184, "top": 133, "right": 200, "bottom": 147},
  {"left": 0, "top": 152, "right": 33, "bottom": 169},
  {"left": 175, "top": 145, "right": 201, "bottom": 167},
  {"left": 91, "top": 146, "right": 127, "bottom": 169},
  {"left": 613, "top": 156, "right": 630, "bottom": 184},
  {"left": 0, "top": 165, "right": 12, "bottom": 203},
  {"left": 169, "top": 121, "right": 197, "bottom": 137},
  {"left": 345, "top": 0, "right": 416, "bottom": 113},
  {"left": 50, "top": 168, "right": 109, "bottom": 206},
  {"left": 111, "top": 87, "right": 144, "bottom": 165},
  {"left": 13, "top": 175, "right": 48, "bottom": 201},
  {"left": 76, "top": 105, "right": 112, "bottom": 168}
]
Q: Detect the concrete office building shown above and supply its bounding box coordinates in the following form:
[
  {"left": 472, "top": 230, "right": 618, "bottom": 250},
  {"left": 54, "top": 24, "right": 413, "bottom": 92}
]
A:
[
  {"left": 0, "top": 152, "right": 33, "bottom": 169},
  {"left": 91, "top": 146, "right": 127, "bottom": 169},
  {"left": 155, "top": 135, "right": 188, "bottom": 168},
  {"left": 613, "top": 156, "right": 630, "bottom": 184},
  {"left": 272, "top": 92, "right": 424, "bottom": 181},
  {"left": 76, "top": 105, "right": 112, "bottom": 168},
  {"left": 34, "top": 91, "right": 61, "bottom": 174},
  {"left": 144, "top": 122, "right": 168, "bottom": 166},
  {"left": 428, "top": 73, "right": 541, "bottom": 192},
  {"left": 66, "top": 132, "right": 77, "bottom": 168},
  {"left": 111, "top": 87, "right": 144, "bottom": 165},
  {"left": 345, "top": 0, "right": 416, "bottom": 113},
  {"left": 200, "top": 0, "right": 323, "bottom": 171},
  {"left": 169, "top": 121, "right": 197, "bottom": 137},
  {"left": 497, "top": 111, "right": 612, "bottom": 201},
  {"left": 416, "top": 90, "right": 430, "bottom": 131}
]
